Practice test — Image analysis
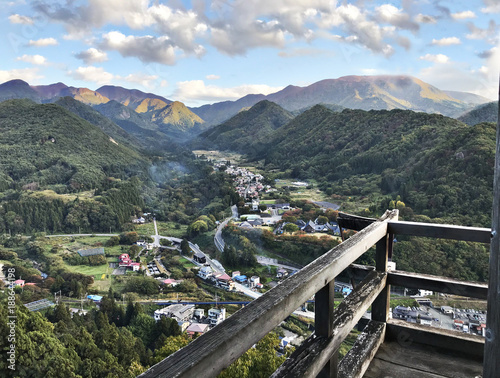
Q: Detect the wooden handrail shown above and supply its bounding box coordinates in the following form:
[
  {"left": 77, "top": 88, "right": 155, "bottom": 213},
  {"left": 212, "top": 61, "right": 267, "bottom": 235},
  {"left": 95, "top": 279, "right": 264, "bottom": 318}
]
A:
[
  {"left": 388, "top": 270, "right": 488, "bottom": 300},
  {"left": 138, "top": 210, "right": 398, "bottom": 378},
  {"left": 388, "top": 221, "right": 491, "bottom": 243},
  {"left": 272, "top": 271, "right": 387, "bottom": 377}
]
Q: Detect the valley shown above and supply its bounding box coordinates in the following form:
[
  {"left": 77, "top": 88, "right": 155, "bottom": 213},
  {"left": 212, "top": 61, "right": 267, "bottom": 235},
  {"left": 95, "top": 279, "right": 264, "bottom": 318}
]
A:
[{"left": 0, "top": 75, "right": 496, "bottom": 378}]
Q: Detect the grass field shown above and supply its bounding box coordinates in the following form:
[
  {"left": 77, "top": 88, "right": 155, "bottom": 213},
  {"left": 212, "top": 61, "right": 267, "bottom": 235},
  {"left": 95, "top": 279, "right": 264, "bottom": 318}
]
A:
[{"left": 135, "top": 221, "right": 188, "bottom": 239}]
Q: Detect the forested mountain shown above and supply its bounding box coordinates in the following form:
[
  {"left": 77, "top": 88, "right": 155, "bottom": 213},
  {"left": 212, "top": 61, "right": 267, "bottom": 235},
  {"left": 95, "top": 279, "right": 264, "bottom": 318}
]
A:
[
  {"left": 190, "top": 94, "right": 267, "bottom": 127},
  {"left": 54, "top": 97, "right": 142, "bottom": 148},
  {"left": 96, "top": 85, "right": 205, "bottom": 139},
  {"left": 0, "top": 99, "right": 147, "bottom": 191},
  {"left": 196, "top": 100, "right": 294, "bottom": 152},
  {"left": 213, "top": 105, "right": 494, "bottom": 226},
  {"left": 0, "top": 79, "right": 41, "bottom": 103},
  {"left": 96, "top": 85, "right": 172, "bottom": 106},
  {"left": 458, "top": 101, "right": 498, "bottom": 126},
  {"left": 191, "top": 75, "right": 483, "bottom": 126},
  {"left": 443, "top": 90, "right": 492, "bottom": 105}
]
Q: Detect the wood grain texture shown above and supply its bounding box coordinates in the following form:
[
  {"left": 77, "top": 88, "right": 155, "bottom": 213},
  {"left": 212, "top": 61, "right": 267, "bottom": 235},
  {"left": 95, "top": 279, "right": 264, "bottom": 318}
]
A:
[
  {"left": 338, "top": 320, "right": 386, "bottom": 378},
  {"left": 387, "top": 221, "right": 491, "bottom": 243},
  {"left": 138, "top": 210, "right": 398, "bottom": 378},
  {"left": 271, "top": 271, "right": 387, "bottom": 378}
]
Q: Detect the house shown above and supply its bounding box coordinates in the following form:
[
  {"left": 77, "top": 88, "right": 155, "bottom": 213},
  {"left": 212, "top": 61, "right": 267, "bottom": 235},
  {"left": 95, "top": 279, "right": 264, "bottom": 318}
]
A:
[
  {"left": 231, "top": 271, "right": 241, "bottom": 278},
  {"left": 252, "top": 200, "right": 259, "bottom": 211},
  {"left": 276, "top": 268, "right": 289, "bottom": 279},
  {"left": 303, "top": 220, "right": 316, "bottom": 233},
  {"left": 249, "top": 276, "right": 260, "bottom": 288},
  {"left": 119, "top": 253, "right": 141, "bottom": 271},
  {"left": 178, "top": 321, "right": 190, "bottom": 332},
  {"left": 132, "top": 217, "right": 146, "bottom": 224},
  {"left": 162, "top": 278, "right": 180, "bottom": 287},
  {"left": 186, "top": 323, "right": 210, "bottom": 337},
  {"left": 295, "top": 220, "right": 307, "bottom": 229},
  {"left": 154, "top": 304, "right": 195, "bottom": 322},
  {"left": 69, "top": 308, "right": 88, "bottom": 317},
  {"left": 239, "top": 221, "right": 253, "bottom": 228},
  {"left": 14, "top": 279, "right": 25, "bottom": 287},
  {"left": 87, "top": 295, "right": 103, "bottom": 303},
  {"left": 208, "top": 308, "right": 226, "bottom": 326},
  {"left": 214, "top": 273, "right": 235, "bottom": 291},
  {"left": 193, "top": 252, "right": 207, "bottom": 264},
  {"left": 198, "top": 266, "right": 213, "bottom": 280},
  {"left": 325, "top": 222, "right": 341, "bottom": 235},
  {"left": 193, "top": 309, "right": 205, "bottom": 321},
  {"left": 233, "top": 275, "right": 247, "bottom": 283}
]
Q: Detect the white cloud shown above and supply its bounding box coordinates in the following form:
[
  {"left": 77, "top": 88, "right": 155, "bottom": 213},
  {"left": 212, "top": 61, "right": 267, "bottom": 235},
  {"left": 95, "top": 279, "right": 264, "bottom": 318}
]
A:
[
  {"left": 431, "top": 37, "right": 461, "bottom": 46},
  {"left": 451, "top": 11, "right": 476, "bottom": 20},
  {"left": 173, "top": 80, "right": 283, "bottom": 105},
  {"left": 419, "top": 54, "right": 449, "bottom": 64},
  {"left": 16, "top": 54, "right": 47, "bottom": 65},
  {"left": 415, "top": 14, "right": 437, "bottom": 24},
  {"left": 374, "top": 4, "right": 419, "bottom": 32},
  {"left": 74, "top": 48, "right": 108, "bottom": 64},
  {"left": 100, "top": 31, "right": 177, "bottom": 65},
  {"left": 28, "top": 37, "right": 58, "bottom": 47},
  {"left": 206, "top": 75, "right": 220, "bottom": 80},
  {"left": 419, "top": 50, "right": 499, "bottom": 100},
  {"left": 69, "top": 66, "right": 114, "bottom": 84},
  {"left": 8, "top": 14, "right": 34, "bottom": 24},
  {"left": 0, "top": 67, "right": 42, "bottom": 83},
  {"left": 120, "top": 73, "right": 158, "bottom": 89},
  {"left": 466, "top": 20, "right": 498, "bottom": 43},
  {"left": 481, "top": 0, "right": 500, "bottom": 14}
]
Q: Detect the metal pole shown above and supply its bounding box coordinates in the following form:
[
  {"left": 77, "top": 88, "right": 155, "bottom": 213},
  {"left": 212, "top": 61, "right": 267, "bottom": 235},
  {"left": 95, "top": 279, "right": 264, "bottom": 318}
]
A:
[{"left": 483, "top": 76, "right": 500, "bottom": 378}]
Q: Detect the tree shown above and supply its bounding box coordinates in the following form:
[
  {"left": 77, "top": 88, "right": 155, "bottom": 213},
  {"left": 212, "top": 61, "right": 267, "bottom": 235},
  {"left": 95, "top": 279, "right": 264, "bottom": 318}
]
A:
[
  {"left": 153, "top": 334, "right": 190, "bottom": 364},
  {"left": 181, "top": 239, "right": 190, "bottom": 255},
  {"left": 316, "top": 215, "right": 329, "bottom": 225},
  {"left": 218, "top": 333, "right": 289, "bottom": 378},
  {"left": 283, "top": 223, "right": 299, "bottom": 234}
]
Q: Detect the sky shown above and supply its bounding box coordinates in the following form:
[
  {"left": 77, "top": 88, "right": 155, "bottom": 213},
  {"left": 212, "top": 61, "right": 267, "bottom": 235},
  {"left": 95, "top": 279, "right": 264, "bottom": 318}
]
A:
[{"left": 1, "top": 0, "right": 499, "bottom": 107}]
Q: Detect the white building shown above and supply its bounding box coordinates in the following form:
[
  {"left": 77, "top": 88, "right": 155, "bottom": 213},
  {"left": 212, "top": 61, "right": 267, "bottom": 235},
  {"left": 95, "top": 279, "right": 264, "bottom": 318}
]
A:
[
  {"left": 154, "top": 304, "right": 195, "bottom": 322},
  {"left": 198, "top": 266, "right": 213, "bottom": 280},
  {"left": 208, "top": 308, "right": 226, "bottom": 326}
]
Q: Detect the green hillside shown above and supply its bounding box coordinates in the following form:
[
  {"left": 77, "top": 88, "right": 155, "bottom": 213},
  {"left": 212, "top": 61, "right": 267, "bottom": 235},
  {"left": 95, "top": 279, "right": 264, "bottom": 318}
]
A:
[
  {"left": 458, "top": 101, "right": 498, "bottom": 126},
  {"left": 0, "top": 99, "right": 148, "bottom": 191},
  {"left": 198, "top": 100, "right": 294, "bottom": 152},
  {"left": 231, "top": 105, "right": 495, "bottom": 226},
  {"left": 54, "top": 96, "right": 142, "bottom": 148}
]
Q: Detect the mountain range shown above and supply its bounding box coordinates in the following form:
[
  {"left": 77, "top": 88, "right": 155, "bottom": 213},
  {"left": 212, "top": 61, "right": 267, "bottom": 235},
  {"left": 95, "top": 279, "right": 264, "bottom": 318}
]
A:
[
  {"left": 0, "top": 75, "right": 493, "bottom": 141},
  {"left": 201, "top": 99, "right": 495, "bottom": 227}
]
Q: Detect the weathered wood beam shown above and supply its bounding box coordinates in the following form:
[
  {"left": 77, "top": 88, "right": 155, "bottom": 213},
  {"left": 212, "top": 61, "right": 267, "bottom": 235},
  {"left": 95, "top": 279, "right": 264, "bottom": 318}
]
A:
[
  {"left": 372, "top": 226, "right": 396, "bottom": 322},
  {"left": 338, "top": 320, "right": 386, "bottom": 378},
  {"left": 315, "top": 280, "right": 338, "bottom": 378},
  {"left": 388, "top": 221, "right": 491, "bottom": 243},
  {"left": 484, "top": 78, "right": 500, "bottom": 378},
  {"left": 337, "top": 212, "right": 377, "bottom": 232},
  {"left": 138, "top": 210, "right": 398, "bottom": 378},
  {"left": 386, "top": 319, "right": 484, "bottom": 359},
  {"left": 271, "top": 271, "right": 387, "bottom": 378},
  {"left": 387, "top": 270, "right": 488, "bottom": 300}
]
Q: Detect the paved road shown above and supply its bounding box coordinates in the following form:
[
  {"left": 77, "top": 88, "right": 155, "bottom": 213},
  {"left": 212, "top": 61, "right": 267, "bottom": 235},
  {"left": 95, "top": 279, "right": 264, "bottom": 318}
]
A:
[
  {"left": 214, "top": 205, "right": 238, "bottom": 252},
  {"left": 256, "top": 255, "right": 302, "bottom": 271}
]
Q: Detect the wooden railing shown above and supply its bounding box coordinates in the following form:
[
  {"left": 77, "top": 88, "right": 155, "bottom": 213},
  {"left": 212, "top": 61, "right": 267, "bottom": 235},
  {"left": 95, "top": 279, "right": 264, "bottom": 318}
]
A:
[{"left": 139, "top": 210, "right": 497, "bottom": 378}]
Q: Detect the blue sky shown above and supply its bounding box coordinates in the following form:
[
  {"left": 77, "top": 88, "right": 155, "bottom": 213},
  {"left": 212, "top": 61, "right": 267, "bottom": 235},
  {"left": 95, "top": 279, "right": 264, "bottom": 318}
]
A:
[{"left": 1, "top": 0, "right": 499, "bottom": 106}]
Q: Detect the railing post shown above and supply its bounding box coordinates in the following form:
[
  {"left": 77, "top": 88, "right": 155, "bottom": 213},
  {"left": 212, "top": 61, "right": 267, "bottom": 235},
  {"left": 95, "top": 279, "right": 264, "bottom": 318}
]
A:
[
  {"left": 315, "top": 280, "right": 338, "bottom": 378},
  {"left": 372, "top": 228, "right": 395, "bottom": 322}
]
